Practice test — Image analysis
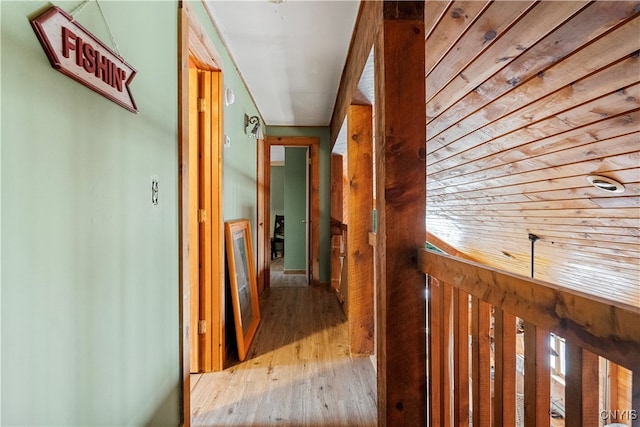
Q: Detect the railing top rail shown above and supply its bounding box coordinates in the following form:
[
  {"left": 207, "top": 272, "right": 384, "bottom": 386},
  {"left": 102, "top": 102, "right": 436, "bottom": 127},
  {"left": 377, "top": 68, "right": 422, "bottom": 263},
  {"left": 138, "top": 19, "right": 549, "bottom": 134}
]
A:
[{"left": 418, "top": 248, "right": 640, "bottom": 371}]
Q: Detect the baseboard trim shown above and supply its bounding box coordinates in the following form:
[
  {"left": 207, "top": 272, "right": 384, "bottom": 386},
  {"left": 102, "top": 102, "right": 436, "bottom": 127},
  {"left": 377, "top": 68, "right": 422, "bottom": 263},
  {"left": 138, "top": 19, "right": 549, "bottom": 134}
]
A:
[{"left": 283, "top": 269, "right": 306, "bottom": 275}]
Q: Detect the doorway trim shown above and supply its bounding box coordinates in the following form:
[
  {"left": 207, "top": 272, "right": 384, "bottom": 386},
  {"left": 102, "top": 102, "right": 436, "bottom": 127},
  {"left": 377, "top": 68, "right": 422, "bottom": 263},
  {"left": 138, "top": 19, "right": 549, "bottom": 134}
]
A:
[
  {"left": 179, "top": 2, "right": 224, "bottom": 425},
  {"left": 259, "top": 136, "right": 320, "bottom": 288}
]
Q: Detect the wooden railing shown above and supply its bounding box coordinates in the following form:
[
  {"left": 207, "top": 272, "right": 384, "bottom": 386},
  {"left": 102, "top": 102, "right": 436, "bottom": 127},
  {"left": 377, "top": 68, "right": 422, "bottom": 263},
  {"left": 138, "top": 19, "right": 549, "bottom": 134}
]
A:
[
  {"left": 419, "top": 249, "right": 640, "bottom": 427},
  {"left": 331, "top": 221, "right": 347, "bottom": 305}
]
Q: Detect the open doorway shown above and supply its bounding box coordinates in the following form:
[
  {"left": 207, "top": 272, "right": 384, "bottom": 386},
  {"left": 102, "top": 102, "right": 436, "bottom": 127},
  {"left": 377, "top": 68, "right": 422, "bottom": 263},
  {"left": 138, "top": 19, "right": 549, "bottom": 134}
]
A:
[
  {"left": 186, "top": 65, "right": 224, "bottom": 374},
  {"left": 178, "top": 3, "right": 226, "bottom": 425},
  {"left": 269, "top": 145, "right": 310, "bottom": 287},
  {"left": 258, "top": 136, "right": 320, "bottom": 291}
]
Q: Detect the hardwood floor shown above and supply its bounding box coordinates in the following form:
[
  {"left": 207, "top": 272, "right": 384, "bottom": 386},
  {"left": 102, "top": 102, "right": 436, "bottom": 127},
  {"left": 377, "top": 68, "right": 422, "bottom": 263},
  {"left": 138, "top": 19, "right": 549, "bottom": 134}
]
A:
[
  {"left": 269, "top": 257, "right": 308, "bottom": 288},
  {"left": 191, "top": 285, "right": 377, "bottom": 426}
]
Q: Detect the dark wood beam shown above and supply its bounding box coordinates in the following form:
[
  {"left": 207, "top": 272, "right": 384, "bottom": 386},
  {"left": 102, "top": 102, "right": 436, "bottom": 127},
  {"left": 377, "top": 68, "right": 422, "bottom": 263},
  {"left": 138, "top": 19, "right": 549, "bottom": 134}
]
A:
[{"left": 375, "top": 2, "right": 426, "bottom": 425}]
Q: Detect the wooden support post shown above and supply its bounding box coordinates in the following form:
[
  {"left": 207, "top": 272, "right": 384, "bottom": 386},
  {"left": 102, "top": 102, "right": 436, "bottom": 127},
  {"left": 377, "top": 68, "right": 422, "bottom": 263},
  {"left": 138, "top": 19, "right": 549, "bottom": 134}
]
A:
[
  {"left": 374, "top": 1, "right": 426, "bottom": 425},
  {"left": 453, "top": 288, "right": 470, "bottom": 426},
  {"left": 565, "top": 345, "right": 599, "bottom": 427},
  {"left": 495, "top": 309, "right": 516, "bottom": 427},
  {"left": 472, "top": 298, "right": 492, "bottom": 427},
  {"left": 524, "top": 323, "right": 550, "bottom": 427},
  {"left": 347, "top": 104, "right": 374, "bottom": 355}
]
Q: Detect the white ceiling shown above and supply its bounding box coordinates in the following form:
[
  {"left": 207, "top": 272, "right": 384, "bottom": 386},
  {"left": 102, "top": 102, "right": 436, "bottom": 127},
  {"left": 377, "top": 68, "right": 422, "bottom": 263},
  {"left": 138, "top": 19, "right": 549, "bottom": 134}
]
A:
[{"left": 205, "top": 0, "right": 360, "bottom": 127}]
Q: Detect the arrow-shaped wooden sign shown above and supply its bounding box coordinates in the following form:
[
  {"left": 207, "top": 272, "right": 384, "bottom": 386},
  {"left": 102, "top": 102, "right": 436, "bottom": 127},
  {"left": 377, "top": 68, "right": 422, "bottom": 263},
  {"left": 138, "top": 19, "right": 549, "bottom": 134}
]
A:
[{"left": 31, "top": 6, "right": 138, "bottom": 113}]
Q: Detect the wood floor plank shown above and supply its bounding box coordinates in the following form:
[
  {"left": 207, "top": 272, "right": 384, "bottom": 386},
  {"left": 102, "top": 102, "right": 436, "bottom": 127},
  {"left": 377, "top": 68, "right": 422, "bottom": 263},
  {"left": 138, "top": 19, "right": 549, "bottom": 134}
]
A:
[{"left": 191, "top": 286, "right": 377, "bottom": 426}]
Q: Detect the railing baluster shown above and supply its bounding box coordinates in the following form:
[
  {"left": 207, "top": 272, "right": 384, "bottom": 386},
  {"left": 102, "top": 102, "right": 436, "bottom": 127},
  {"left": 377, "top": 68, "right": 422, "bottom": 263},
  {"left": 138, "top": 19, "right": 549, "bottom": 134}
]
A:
[
  {"left": 495, "top": 308, "right": 516, "bottom": 426},
  {"left": 565, "top": 344, "right": 598, "bottom": 427},
  {"left": 330, "top": 234, "right": 342, "bottom": 292},
  {"left": 419, "top": 249, "right": 640, "bottom": 427},
  {"left": 443, "top": 283, "right": 454, "bottom": 426},
  {"left": 633, "top": 370, "right": 640, "bottom": 427},
  {"left": 454, "top": 288, "right": 470, "bottom": 426},
  {"left": 429, "top": 276, "right": 443, "bottom": 427},
  {"left": 523, "top": 323, "right": 550, "bottom": 427},
  {"left": 472, "top": 297, "right": 492, "bottom": 427}
]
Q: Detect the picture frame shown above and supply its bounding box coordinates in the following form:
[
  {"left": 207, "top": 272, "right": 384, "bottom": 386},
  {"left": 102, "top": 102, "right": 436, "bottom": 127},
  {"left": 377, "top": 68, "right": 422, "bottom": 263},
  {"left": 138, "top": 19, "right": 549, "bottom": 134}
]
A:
[{"left": 224, "top": 219, "right": 261, "bottom": 361}]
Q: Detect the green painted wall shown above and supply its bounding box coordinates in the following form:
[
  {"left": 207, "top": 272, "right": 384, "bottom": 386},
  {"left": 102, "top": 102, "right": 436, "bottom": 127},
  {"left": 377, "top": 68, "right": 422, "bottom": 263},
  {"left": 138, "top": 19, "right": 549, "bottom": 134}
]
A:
[
  {"left": 284, "top": 148, "right": 307, "bottom": 271},
  {"left": 1, "top": 1, "right": 180, "bottom": 425},
  {"left": 266, "top": 127, "right": 331, "bottom": 283},
  {"left": 270, "top": 165, "right": 285, "bottom": 235},
  {"left": 189, "top": 3, "right": 262, "bottom": 257}
]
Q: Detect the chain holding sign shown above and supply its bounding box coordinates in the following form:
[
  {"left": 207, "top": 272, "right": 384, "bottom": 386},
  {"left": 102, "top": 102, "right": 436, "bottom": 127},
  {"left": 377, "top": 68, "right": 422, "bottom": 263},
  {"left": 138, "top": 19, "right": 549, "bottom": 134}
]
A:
[{"left": 31, "top": 6, "right": 138, "bottom": 113}]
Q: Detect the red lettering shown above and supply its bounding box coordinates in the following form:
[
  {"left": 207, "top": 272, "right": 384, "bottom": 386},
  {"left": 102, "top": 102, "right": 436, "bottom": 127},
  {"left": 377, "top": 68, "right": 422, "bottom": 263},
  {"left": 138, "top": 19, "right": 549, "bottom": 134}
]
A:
[
  {"left": 95, "top": 52, "right": 109, "bottom": 82},
  {"left": 82, "top": 43, "right": 96, "bottom": 73},
  {"left": 114, "top": 69, "right": 125, "bottom": 92},
  {"left": 61, "top": 27, "right": 75, "bottom": 58},
  {"left": 75, "top": 36, "right": 83, "bottom": 67},
  {"left": 109, "top": 61, "right": 116, "bottom": 88}
]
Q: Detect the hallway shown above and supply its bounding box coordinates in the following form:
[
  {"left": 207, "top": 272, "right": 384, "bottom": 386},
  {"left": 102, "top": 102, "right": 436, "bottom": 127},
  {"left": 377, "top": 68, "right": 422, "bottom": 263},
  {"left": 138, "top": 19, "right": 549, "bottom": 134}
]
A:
[{"left": 190, "top": 285, "right": 377, "bottom": 426}]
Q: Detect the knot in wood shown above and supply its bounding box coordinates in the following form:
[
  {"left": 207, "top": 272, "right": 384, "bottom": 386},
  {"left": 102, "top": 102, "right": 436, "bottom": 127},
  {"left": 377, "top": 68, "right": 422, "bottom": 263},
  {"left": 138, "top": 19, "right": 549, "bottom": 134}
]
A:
[
  {"left": 484, "top": 30, "right": 496, "bottom": 41},
  {"left": 450, "top": 8, "right": 463, "bottom": 18},
  {"left": 395, "top": 401, "right": 404, "bottom": 411}
]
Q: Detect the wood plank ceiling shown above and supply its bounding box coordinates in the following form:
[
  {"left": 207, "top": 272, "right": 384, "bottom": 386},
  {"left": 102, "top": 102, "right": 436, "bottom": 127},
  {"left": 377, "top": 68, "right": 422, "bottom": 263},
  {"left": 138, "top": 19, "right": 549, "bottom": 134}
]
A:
[{"left": 425, "top": 1, "right": 640, "bottom": 306}]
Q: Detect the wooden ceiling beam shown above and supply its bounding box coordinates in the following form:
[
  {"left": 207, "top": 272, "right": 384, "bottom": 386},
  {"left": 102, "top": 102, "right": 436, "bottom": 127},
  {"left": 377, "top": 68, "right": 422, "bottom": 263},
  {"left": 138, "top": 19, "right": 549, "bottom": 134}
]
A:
[{"left": 329, "top": 1, "right": 381, "bottom": 147}]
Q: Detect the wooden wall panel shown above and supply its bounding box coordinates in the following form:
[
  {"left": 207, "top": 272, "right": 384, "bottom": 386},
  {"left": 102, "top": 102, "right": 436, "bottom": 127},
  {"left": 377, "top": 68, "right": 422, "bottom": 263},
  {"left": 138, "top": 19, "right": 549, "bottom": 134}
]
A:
[{"left": 425, "top": 1, "right": 640, "bottom": 307}]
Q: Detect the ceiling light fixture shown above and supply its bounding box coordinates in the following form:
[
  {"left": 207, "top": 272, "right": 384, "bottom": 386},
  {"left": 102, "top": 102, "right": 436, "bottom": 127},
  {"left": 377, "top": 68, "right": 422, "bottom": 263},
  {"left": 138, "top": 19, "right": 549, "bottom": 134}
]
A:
[
  {"left": 244, "top": 114, "right": 264, "bottom": 139},
  {"left": 587, "top": 175, "right": 625, "bottom": 193}
]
